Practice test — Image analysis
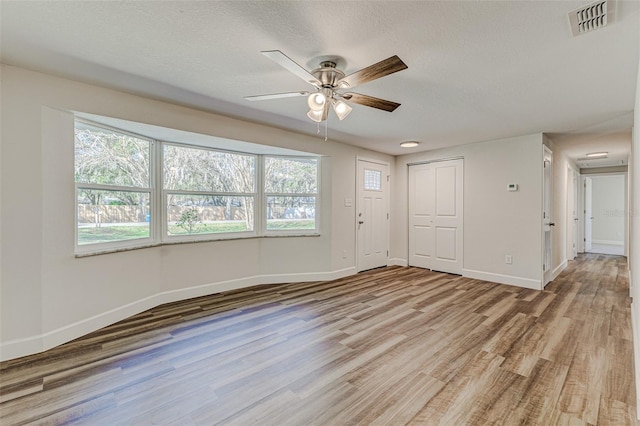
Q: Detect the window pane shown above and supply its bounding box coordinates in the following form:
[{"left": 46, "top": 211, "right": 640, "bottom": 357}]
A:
[
  {"left": 77, "top": 189, "right": 150, "bottom": 245},
  {"left": 164, "top": 145, "right": 255, "bottom": 193},
  {"left": 264, "top": 157, "right": 318, "bottom": 194},
  {"left": 167, "top": 194, "right": 254, "bottom": 235},
  {"left": 364, "top": 169, "right": 382, "bottom": 190},
  {"left": 75, "top": 123, "right": 150, "bottom": 188},
  {"left": 266, "top": 196, "right": 316, "bottom": 230}
]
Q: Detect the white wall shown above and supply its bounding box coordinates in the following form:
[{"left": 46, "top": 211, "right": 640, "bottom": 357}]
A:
[
  {"left": 631, "top": 35, "right": 640, "bottom": 420},
  {"left": 393, "top": 133, "right": 543, "bottom": 289},
  {"left": 544, "top": 135, "right": 581, "bottom": 277},
  {"left": 591, "top": 175, "right": 626, "bottom": 245},
  {"left": 0, "top": 65, "right": 393, "bottom": 361}
]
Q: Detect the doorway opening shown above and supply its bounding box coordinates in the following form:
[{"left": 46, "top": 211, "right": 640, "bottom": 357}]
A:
[{"left": 583, "top": 174, "right": 627, "bottom": 256}]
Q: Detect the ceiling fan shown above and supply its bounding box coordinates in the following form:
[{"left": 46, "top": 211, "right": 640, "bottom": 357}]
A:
[{"left": 245, "top": 50, "right": 408, "bottom": 123}]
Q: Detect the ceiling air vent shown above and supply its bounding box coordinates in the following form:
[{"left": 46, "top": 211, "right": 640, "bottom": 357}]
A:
[{"left": 568, "top": 0, "right": 615, "bottom": 36}]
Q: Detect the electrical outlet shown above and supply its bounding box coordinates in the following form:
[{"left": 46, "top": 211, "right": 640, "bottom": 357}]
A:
[{"left": 505, "top": 255, "right": 513, "bottom": 264}]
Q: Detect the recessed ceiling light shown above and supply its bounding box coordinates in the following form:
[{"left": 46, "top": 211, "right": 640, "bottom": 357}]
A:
[
  {"left": 586, "top": 152, "right": 608, "bottom": 158},
  {"left": 400, "top": 141, "right": 420, "bottom": 148}
]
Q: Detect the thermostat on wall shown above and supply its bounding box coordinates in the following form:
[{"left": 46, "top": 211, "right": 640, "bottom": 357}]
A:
[{"left": 508, "top": 183, "right": 518, "bottom": 192}]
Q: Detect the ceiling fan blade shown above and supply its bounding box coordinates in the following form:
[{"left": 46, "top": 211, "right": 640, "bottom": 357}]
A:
[
  {"left": 261, "top": 50, "right": 322, "bottom": 87},
  {"left": 341, "top": 93, "right": 401, "bottom": 112},
  {"left": 244, "top": 91, "right": 310, "bottom": 101},
  {"left": 337, "top": 55, "right": 408, "bottom": 89}
]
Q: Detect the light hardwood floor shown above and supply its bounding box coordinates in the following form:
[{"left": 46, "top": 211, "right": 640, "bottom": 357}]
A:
[{"left": 0, "top": 254, "right": 637, "bottom": 425}]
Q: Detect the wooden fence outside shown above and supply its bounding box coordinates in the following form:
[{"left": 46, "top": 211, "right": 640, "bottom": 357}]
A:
[{"left": 77, "top": 205, "right": 246, "bottom": 224}]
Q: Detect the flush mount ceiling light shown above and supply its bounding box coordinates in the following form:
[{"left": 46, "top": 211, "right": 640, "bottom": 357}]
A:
[
  {"left": 400, "top": 141, "right": 420, "bottom": 148},
  {"left": 586, "top": 151, "right": 608, "bottom": 158},
  {"left": 245, "top": 50, "right": 408, "bottom": 127}
]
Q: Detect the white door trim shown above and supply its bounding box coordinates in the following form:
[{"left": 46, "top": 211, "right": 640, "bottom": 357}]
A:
[{"left": 543, "top": 146, "right": 553, "bottom": 287}]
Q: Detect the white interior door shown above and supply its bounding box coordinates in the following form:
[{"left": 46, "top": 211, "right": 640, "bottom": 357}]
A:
[
  {"left": 409, "top": 164, "right": 434, "bottom": 269},
  {"left": 408, "top": 159, "right": 463, "bottom": 274},
  {"left": 585, "top": 177, "right": 593, "bottom": 251},
  {"left": 543, "top": 147, "right": 553, "bottom": 286},
  {"left": 572, "top": 170, "right": 579, "bottom": 259},
  {"left": 357, "top": 159, "right": 389, "bottom": 272}
]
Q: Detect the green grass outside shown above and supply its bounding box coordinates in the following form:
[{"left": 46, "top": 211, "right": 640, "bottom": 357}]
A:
[
  {"left": 167, "top": 222, "right": 249, "bottom": 235},
  {"left": 266, "top": 219, "right": 315, "bottom": 230},
  {"left": 78, "top": 219, "right": 315, "bottom": 245},
  {"left": 78, "top": 225, "right": 150, "bottom": 244}
]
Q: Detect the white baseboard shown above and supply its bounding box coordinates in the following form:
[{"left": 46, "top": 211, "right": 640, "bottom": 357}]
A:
[
  {"left": 631, "top": 264, "right": 640, "bottom": 419},
  {"left": 0, "top": 267, "right": 357, "bottom": 362},
  {"left": 632, "top": 299, "right": 640, "bottom": 421},
  {"left": 462, "top": 269, "right": 542, "bottom": 290},
  {"left": 552, "top": 260, "right": 568, "bottom": 281},
  {"left": 592, "top": 239, "right": 624, "bottom": 246},
  {"left": 389, "top": 258, "right": 408, "bottom": 267}
]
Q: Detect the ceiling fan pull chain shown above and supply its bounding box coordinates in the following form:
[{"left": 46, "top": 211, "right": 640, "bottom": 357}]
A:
[{"left": 324, "top": 116, "right": 328, "bottom": 142}]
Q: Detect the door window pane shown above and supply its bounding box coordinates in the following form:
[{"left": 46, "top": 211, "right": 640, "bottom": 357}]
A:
[{"left": 364, "top": 169, "right": 382, "bottom": 191}]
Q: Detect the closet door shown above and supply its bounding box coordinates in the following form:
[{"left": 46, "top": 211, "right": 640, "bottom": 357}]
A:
[{"left": 408, "top": 159, "right": 463, "bottom": 274}]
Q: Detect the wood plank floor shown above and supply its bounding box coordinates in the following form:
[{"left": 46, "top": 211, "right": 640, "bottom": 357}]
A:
[{"left": 0, "top": 253, "right": 637, "bottom": 425}]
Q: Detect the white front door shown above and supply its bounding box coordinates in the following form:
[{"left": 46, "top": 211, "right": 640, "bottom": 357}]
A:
[
  {"left": 357, "top": 159, "right": 389, "bottom": 272},
  {"left": 585, "top": 177, "right": 593, "bottom": 252},
  {"left": 408, "top": 159, "right": 463, "bottom": 274}
]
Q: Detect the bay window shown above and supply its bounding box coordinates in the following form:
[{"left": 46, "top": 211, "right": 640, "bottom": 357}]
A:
[{"left": 74, "top": 119, "right": 319, "bottom": 255}]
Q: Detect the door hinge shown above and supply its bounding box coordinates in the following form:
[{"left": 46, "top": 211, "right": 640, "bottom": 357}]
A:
[
  {"left": 584, "top": 238, "right": 586, "bottom": 242},
  {"left": 387, "top": 213, "right": 389, "bottom": 220},
  {"left": 387, "top": 175, "right": 390, "bottom": 182},
  {"left": 387, "top": 250, "right": 389, "bottom": 256}
]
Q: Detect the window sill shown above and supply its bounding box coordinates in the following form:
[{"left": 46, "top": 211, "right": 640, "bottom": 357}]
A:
[{"left": 74, "top": 233, "right": 321, "bottom": 258}]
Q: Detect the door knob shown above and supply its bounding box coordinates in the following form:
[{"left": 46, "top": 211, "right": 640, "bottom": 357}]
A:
[
  {"left": 358, "top": 221, "right": 364, "bottom": 225},
  {"left": 549, "top": 223, "right": 555, "bottom": 226}
]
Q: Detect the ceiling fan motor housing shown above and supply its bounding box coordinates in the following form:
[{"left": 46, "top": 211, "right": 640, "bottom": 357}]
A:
[{"left": 312, "top": 61, "right": 345, "bottom": 88}]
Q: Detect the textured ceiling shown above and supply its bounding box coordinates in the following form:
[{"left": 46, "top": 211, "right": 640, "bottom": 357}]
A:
[{"left": 1, "top": 1, "right": 639, "bottom": 156}]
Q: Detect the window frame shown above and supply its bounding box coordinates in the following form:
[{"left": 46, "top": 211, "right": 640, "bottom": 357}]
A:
[{"left": 74, "top": 119, "right": 156, "bottom": 255}]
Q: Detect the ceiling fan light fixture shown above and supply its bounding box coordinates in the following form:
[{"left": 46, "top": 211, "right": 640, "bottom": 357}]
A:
[
  {"left": 307, "top": 93, "right": 326, "bottom": 111},
  {"left": 332, "top": 99, "right": 353, "bottom": 120},
  {"left": 307, "top": 109, "right": 324, "bottom": 123}
]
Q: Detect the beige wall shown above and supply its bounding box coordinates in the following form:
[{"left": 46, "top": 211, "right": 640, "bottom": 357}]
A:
[
  {"left": 631, "top": 35, "right": 640, "bottom": 419},
  {"left": 393, "top": 133, "right": 544, "bottom": 289},
  {"left": 0, "top": 64, "right": 556, "bottom": 362},
  {"left": 0, "top": 65, "right": 393, "bottom": 360}
]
